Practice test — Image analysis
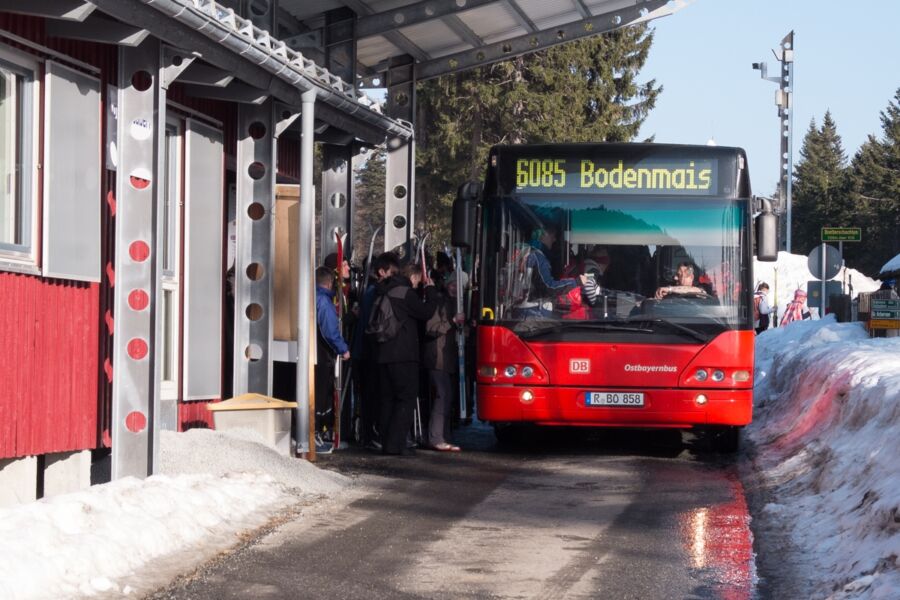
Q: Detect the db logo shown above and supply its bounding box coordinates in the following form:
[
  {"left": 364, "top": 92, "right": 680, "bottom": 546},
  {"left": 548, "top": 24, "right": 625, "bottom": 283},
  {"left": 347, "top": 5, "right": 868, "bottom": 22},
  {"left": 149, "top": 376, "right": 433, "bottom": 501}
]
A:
[{"left": 570, "top": 359, "right": 590, "bottom": 374}]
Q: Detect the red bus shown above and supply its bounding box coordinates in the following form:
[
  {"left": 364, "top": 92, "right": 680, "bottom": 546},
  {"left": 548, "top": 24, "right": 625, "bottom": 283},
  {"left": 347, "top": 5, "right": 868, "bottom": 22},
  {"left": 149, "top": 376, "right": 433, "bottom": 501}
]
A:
[{"left": 452, "top": 144, "right": 778, "bottom": 451}]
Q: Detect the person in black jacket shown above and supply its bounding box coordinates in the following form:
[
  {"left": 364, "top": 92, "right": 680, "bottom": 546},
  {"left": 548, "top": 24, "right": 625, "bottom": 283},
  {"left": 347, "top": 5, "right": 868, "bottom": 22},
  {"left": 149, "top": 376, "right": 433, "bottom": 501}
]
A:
[
  {"left": 424, "top": 276, "right": 465, "bottom": 451},
  {"left": 375, "top": 262, "right": 438, "bottom": 456}
]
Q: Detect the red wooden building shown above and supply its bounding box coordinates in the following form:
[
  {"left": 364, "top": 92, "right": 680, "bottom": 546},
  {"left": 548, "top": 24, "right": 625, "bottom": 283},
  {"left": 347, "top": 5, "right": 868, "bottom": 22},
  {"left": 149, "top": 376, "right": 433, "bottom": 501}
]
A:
[{"left": 0, "top": 0, "right": 412, "bottom": 505}]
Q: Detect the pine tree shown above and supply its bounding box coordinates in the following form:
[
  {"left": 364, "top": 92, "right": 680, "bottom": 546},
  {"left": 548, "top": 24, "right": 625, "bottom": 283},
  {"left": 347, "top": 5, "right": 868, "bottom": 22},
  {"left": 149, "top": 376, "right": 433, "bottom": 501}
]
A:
[
  {"left": 351, "top": 149, "right": 386, "bottom": 260},
  {"left": 415, "top": 26, "right": 661, "bottom": 248},
  {"left": 847, "top": 89, "right": 900, "bottom": 276},
  {"left": 791, "top": 111, "right": 849, "bottom": 256}
]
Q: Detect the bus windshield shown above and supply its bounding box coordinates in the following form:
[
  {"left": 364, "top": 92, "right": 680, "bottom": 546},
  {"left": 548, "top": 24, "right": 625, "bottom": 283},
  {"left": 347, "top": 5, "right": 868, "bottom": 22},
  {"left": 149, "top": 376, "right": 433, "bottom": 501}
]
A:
[{"left": 482, "top": 194, "right": 750, "bottom": 342}]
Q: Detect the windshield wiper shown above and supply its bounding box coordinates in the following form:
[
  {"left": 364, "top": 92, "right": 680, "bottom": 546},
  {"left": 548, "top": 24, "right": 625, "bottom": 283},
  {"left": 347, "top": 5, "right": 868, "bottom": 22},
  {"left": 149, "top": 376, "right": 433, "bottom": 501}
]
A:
[
  {"left": 627, "top": 317, "right": 710, "bottom": 344},
  {"left": 518, "top": 321, "right": 654, "bottom": 340}
]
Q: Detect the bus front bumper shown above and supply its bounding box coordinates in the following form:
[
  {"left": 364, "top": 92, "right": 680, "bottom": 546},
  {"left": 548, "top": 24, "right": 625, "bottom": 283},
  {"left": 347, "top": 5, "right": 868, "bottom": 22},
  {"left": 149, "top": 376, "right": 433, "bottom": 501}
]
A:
[{"left": 476, "top": 384, "right": 752, "bottom": 428}]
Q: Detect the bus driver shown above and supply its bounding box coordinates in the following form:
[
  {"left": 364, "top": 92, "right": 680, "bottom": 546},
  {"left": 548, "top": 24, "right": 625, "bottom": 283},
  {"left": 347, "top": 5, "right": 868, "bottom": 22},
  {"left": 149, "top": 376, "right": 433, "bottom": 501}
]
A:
[{"left": 655, "top": 262, "right": 707, "bottom": 300}]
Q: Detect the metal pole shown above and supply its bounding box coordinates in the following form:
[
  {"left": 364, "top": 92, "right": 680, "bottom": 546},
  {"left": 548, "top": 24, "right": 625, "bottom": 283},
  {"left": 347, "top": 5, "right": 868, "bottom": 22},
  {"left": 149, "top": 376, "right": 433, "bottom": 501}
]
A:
[
  {"left": 785, "top": 53, "right": 794, "bottom": 253},
  {"left": 839, "top": 240, "right": 845, "bottom": 294},
  {"left": 296, "top": 89, "right": 317, "bottom": 457},
  {"left": 820, "top": 243, "right": 826, "bottom": 318}
]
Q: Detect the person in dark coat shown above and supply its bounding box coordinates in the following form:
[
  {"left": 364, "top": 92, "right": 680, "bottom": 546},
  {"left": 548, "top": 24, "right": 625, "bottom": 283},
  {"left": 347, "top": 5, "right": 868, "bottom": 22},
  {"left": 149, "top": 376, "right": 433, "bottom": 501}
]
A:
[
  {"left": 352, "top": 252, "right": 400, "bottom": 449},
  {"left": 424, "top": 276, "right": 465, "bottom": 451},
  {"left": 375, "top": 262, "right": 438, "bottom": 456}
]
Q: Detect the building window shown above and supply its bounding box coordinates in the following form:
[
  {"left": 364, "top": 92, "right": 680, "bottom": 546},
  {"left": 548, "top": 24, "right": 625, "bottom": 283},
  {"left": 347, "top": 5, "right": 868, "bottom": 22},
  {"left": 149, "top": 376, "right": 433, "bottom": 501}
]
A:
[
  {"left": 0, "top": 48, "right": 37, "bottom": 268},
  {"left": 160, "top": 121, "right": 182, "bottom": 401}
]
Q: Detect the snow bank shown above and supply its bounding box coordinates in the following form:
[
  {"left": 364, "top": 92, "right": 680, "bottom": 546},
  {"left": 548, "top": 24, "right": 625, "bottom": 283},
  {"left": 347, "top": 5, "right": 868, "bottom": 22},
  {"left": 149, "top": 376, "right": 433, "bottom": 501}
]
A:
[
  {"left": 748, "top": 316, "right": 900, "bottom": 599},
  {"left": 0, "top": 473, "right": 288, "bottom": 599},
  {"left": 0, "top": 429, "right": 349, "bottom": 599},
  {"left": 754, "top": 251, "right": 881, "bottom": 321},
  {"left": 159, "top": 428, "right": 348, "bottom": 494}
]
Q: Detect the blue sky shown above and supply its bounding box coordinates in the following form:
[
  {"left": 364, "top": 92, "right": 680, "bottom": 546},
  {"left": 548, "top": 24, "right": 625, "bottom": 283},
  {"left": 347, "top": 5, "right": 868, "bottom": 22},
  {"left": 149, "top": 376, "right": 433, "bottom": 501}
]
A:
[{"left": 637, "top": 0, "right": 900, "bottom": 195}]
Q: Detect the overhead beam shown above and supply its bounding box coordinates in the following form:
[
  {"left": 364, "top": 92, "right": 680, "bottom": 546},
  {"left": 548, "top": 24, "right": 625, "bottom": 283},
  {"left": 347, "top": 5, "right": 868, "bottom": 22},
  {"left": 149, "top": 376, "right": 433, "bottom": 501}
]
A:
[
  {"left": 46, "top": 13, "right": 150, "bottom": 46},
  {"left": 572, "top": 0, "right": 593, "bottom": 20},
  {"left": 505, "top": 0, "right": 537, "bottom": 33},
  {"left": 180, "top": 81, "right": 269, "bottom": 105},
  {"left": 177, "top": 62, "right": 235, "bottom": 87},
  {"left": 0, "top": 0, "right": 96, "bottom": 22},
  {"left": 341, "top": 0, "right": 430, "bottom": 62},
  {"left": 443, "top": 15, "right": 483, "bottom": 48},
  {"left": 356, "top": 0, "right": 502, "bottom": 38},
  {"left": 415, "top": 0, "right": 673, "bottom": 80}
]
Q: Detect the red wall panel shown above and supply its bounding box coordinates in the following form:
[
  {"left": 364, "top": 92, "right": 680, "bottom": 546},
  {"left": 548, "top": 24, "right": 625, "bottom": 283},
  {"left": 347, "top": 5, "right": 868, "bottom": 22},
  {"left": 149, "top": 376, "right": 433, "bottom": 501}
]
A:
[
  {"left": 179, "top": 400, "right": 219, "bottom": 431},
  {"left": 0, "top": 274, "right": 100, "bottom": 458}
]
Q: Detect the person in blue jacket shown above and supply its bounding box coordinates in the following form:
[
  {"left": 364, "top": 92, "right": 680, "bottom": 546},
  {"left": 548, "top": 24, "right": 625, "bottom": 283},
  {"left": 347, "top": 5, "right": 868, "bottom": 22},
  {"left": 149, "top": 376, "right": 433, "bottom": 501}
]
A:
[
  {"left": 523, "top": 224, "right": 587, "bottom": 316},
  {"left": 315, "top": 265, "right": 349, "bottom": 452}
]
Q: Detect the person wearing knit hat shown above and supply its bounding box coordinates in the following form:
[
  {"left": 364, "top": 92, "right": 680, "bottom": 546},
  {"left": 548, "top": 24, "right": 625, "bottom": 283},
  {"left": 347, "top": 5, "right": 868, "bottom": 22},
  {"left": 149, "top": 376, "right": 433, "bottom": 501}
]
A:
[
  {"left": 780, "top": 289, "right": 811, "bottom": 326},
  {"left": 323, "top": 252, "right": 350, "bottom": 280}
]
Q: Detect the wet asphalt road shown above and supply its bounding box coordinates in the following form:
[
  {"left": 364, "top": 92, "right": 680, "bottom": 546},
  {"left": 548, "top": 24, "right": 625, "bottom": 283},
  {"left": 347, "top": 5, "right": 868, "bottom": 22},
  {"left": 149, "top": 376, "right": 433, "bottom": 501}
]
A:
[{"left": 154, "top": 424, "right": 758, "bottom": 600}]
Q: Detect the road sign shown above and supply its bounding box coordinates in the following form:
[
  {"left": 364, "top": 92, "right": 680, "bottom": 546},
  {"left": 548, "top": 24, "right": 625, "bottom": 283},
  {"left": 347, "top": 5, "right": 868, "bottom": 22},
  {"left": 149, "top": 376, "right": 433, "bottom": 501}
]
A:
[
  {"left": 869, "top": 299, "right": 899, "bottom": 329},
  {"left": 871, "top": 299, "right": 900, "bottom": 311},
  {"left": 807, "top": 244, "right": 841, "bottom": 280},
  {"left": 821, "top": 227, "right": 861, "bottom": 242}
]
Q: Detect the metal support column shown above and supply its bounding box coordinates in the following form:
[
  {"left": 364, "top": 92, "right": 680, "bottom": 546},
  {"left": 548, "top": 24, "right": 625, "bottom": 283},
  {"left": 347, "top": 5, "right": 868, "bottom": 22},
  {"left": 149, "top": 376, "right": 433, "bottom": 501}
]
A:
[
  {"left": 321, "top": 145, "right": 353, "bottom": 258},
  {"left": 111, "top": 39, "right": 162, "bottom": 479},
  {"left": 320, "top": 7, "right": 357, "bottom": 258},
  {"left": 324, "top": 7, "right": 357, "bottom": 84},
  {"left": 384, "top": 55, "right": 415, "bottom": 252},
  {"left": 295, "top": 89, "right": 317, "bottom": 456},
  {"left": 243, "top": 0, "right": 277, "bottom": 32},
  {"left": 780, "top": 32, "right": 794, "bottom": 253},
  {"left": 233, "top": 101, "right": 276, "bottom": 395}
]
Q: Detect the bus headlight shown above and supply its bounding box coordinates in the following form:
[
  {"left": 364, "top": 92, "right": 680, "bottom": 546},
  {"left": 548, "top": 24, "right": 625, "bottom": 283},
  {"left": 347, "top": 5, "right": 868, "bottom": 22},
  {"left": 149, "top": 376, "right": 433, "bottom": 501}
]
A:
[
  {"left": 479, "top": 366, "right": 497, "bottom": 377},
  {"left": 711, "top": 370, "right": 725, "bottom": 382},
  {"left": 521, "top": 390, "right": 534, "bottom": 403},
  {"left": 521, "top": 366, "right": 534, "bottom": 378},
  {"left": 504, "top": 365, "right": 517, "bottom": 378},
  {"left": 694, "top": 369, "right": 708, "bottom": 382},
  {"left": 695, "top": 394, "right": 708, "bottom": 405}
]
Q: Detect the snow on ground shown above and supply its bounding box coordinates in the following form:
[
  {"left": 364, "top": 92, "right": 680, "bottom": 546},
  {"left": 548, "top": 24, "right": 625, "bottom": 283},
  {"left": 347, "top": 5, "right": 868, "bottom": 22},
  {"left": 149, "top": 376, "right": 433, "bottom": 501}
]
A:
[
  {"left": 0, "top": 428, "right": 349, "bottom": 599},
  {"left": 747, "top": 315, "right": 900, "bottom": 599},
  {"left": 754, "top": 251, "right": 881, "bottom": 322}
]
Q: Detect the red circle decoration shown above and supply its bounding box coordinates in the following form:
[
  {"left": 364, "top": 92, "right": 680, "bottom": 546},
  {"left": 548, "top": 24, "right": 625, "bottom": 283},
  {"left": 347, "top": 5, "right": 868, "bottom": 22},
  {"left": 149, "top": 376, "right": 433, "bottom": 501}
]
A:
[
  {"left": 127, "top": 338, "right": 148, "bottom": 360},
  {"left": 129, "top": 241, "right": 150, "bottom": 262},
  {"left": 128, "top": 289, "right": 150, "bottom": 311},
  {"left": 129, "top": 175, "right": 151, "bottom": 190},
  {"left": 125, "top": 411, "right": 147, "bottom": 433}
]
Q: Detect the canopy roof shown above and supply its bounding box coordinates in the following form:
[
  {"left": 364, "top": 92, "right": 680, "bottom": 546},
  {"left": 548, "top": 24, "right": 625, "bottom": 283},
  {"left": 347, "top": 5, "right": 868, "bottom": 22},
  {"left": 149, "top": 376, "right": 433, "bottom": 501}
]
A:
[{"left": 276, "top": 0, "right": 688, "bottom": 83}]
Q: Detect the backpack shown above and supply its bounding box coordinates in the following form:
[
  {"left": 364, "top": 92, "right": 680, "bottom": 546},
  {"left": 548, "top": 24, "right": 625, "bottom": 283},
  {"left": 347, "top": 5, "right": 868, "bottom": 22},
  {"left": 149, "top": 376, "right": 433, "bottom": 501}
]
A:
[
  {"left": 365, "top": 286, "right": 409, "bottom": 343},
  {"left": 753, "top": 294, "right": 762, "bottom": 322}
]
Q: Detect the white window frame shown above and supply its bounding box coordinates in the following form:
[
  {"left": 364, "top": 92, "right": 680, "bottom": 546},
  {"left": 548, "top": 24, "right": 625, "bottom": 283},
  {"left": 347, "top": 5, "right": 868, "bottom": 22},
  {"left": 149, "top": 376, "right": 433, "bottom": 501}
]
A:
[
  {"left": 0, "top": 44, "right": 40, "bottom": 273},
  {"left": 160, "top": 118, "right": 183, "bottom": 402}
]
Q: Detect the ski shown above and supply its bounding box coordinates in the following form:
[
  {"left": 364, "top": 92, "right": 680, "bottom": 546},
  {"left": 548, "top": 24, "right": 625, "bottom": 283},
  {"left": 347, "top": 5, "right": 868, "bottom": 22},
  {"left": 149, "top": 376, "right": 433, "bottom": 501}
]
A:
[
  {"left": 363, "top": 225, "right": 384, "bottom": 285},
  {"left": 332, "top": 231, "right": 348, "bottom": 450},
  {"left": 455, "top": 247, "right": 468, "bottom": 420}
]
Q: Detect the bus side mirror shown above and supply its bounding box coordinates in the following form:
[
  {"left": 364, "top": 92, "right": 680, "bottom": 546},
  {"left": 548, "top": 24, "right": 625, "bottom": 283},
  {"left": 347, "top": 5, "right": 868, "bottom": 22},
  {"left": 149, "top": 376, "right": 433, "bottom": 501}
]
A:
[
  {"left": 452, "top": 181, "right": 479, "bottom": 248},
  {"left": 756, "top": 212, "right": 778, "bottom": 261}
]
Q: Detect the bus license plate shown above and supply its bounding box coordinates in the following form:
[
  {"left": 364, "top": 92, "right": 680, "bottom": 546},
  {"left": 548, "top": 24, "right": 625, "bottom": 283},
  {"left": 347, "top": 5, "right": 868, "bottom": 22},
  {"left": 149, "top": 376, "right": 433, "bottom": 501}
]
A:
[{"left": 585, "top": 392, "right": 645, "bottom": 407}]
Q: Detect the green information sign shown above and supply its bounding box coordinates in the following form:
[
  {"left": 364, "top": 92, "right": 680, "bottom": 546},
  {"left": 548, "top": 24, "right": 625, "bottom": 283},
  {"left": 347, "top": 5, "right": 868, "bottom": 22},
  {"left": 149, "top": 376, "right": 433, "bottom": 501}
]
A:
[{"left": 821, "top": 227, "right": 861, "bottom": 242}]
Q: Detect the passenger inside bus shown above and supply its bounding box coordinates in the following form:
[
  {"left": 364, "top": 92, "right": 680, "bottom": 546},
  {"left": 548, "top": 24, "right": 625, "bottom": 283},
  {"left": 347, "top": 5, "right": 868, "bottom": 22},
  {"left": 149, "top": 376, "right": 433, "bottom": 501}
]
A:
[{"left": 654, "top": 262, "right": 709, "bottom": 300}]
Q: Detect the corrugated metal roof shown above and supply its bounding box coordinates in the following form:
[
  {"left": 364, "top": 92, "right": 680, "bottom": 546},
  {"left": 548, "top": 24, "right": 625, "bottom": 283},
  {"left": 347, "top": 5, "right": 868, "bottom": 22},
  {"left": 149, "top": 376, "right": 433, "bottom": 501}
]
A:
[{"left": 278, "top": 0, "right": 691, "bottom": 80}]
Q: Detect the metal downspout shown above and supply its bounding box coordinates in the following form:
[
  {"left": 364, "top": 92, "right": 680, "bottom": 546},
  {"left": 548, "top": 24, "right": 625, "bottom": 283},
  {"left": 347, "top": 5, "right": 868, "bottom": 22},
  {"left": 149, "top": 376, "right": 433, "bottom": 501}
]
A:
[{"left": 295, "top": 89, "right": 317, "bottom": 456}]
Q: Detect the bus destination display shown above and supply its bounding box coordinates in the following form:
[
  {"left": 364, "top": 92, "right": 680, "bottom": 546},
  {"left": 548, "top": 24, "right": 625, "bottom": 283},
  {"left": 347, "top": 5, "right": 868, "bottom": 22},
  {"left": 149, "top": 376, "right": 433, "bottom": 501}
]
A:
[{"left": 512, "top": 157, "right": 718, "bottom": 196}]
